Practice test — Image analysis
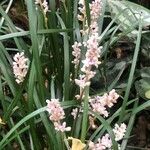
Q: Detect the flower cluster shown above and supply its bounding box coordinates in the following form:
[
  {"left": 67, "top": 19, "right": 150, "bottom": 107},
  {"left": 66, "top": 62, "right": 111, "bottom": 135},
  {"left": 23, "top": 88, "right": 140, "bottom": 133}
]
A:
[
  {"left": 89, "top": 123, "right": 127, "bottom": 150},
  {"left": 113, "top": 123, "right": 127, "bottom": 141},
  {"left": 71, "top": 108, "right": 78, "bottom": 119},
  {"left": 74, "top": 34, "right": 102, "bottom": 96},
  {"left": 81, "top": 33, "right": 102, "bottom": 72},
  {"left": 90, "top": 0, "right": 102, "bottom": 21},
  {"left": 89, "top": 134, "right": 112, "bottom": 150},
  {"left": 35, "top": 0, "right": 48, "bottom": 14},
  {"left": 89, "top": 89, "right": 119, "bottom": 117},
  {"left": 74, "top": 0, "right": 102, "bottom": 99},
  {"left": 13, "top": 52, "right": 28, "bottom": 84},
  {"left": 89, "top": 0, "right": 102, "bottom": 34},
  {"left": 72, "top": 42, "right": 82, "bottom": 68},
  {"left": 71, "top": 90, "right": 119, "bottom": 120},
  {"left": 46, "top": 99, "right": 71, "bottom": 132}
]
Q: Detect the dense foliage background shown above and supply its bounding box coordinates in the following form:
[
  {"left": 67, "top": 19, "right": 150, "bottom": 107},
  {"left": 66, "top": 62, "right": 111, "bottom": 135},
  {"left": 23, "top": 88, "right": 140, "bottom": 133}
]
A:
[{"left": 0, "top": 0, "right": 150, "bottom": 149}]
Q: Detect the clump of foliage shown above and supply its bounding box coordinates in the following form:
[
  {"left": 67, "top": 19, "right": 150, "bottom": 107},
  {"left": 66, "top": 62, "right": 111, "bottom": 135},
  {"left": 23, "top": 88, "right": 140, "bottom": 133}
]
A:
[{"left": 0, "top": 0, "right": 150, "bottom": 149}]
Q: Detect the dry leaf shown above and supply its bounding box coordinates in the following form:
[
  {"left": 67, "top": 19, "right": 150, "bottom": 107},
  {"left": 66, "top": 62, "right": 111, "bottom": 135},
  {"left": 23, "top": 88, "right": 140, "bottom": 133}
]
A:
[{"left": 68, "top": 137, "right": 86, "bottom": 150}]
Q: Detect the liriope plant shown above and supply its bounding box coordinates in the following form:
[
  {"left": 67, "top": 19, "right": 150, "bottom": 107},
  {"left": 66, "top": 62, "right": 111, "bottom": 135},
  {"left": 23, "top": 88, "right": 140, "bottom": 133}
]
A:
[{"left": 0, "top": 0, "right": 148, "bottom": 150}]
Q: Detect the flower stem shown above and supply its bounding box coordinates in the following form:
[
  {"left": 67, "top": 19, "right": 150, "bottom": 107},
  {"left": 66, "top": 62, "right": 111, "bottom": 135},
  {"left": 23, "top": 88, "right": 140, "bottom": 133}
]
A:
[{"left": 81, "top": 86, "right": 89, "bottom": 142}]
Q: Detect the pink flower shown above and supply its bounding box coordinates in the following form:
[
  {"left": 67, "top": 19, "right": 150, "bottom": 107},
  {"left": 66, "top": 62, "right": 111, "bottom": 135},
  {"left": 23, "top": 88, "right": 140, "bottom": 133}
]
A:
[
  {"left": 35, "top": 0, "right": 48, "bottom": 14},
  {"left": 13, "top": 52, "right": 28, "bottom": 84},
  {"left": 101, "top": 134, "right": 112, "bottom": 148},
  {"left": 98, "top": 90, "right": 119, "bottom": 108},
  {"left": 107, "top": 89, "right": 119, "bottom": 107},
  {"left": 54, "top": 122, "right": 71, "bottom": 132},
  {"left": 74, "top": 0, "right": 103, "bottom": 95},
  {"left": 71, "top": 108, "right": 78, "bottom": 119},
  {"left": 82, "top": 33, "right": 101, "bottom": 69},
  {"left": 72, "top": 42, "right": 82, "bottom": 68},
  {"left": 74, "top": 34, "right": 102, "bottom": 91},
  {"left": 80, "top": 70, "right": 96, "bottom": 81},
  {"left": 75, "top": 75, "right": 90, "bottom": 89},
  {"left": 90, "top": 21, "right": 99, "bottom": 33},
  {"left": 46, "top": 99, "right": 65, "bottom": 122},
  {"left": 89, "top": 139, "right": 106, "bottom": 150},
  {"left": 99, "top": 89, "right": 119, "bottom": 108},
  {"left": 89, "top": 97, "right": 109, "bottom": 117},
  {"left": 88, "top": 122, "right": 126, "bottom": 150},
  {"left": 89, "top": 90, "right": 119, "bottom": 117},
  {"left": 42, "top": 0, "right": 48, "bottom": 14},
  {"left": 88, "top": 134, "right": 112, "bottom": 150},
  {"left": 113, "top": 123, "right": 127, "bottom": 141},
  {"left": 90, "top": 0, "right": 102, "bottom": 21},
  {"left": 46, "top": 99, "right": 71, "bottom": 132}
]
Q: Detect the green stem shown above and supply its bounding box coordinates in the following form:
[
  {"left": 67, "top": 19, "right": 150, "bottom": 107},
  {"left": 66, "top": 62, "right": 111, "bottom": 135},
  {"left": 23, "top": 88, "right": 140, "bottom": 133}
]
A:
[{"left": 81, "top": 86, "right": 89, "bottom": 142}]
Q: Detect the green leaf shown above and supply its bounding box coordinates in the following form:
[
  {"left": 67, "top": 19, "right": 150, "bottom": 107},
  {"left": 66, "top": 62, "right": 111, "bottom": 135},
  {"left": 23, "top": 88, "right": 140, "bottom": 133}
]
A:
[
  {"left": 135, "top": 67, "right": 150, "bottom": 100},
  {"left": 108, "top": 0, "right": 150, "bottom": 31}
]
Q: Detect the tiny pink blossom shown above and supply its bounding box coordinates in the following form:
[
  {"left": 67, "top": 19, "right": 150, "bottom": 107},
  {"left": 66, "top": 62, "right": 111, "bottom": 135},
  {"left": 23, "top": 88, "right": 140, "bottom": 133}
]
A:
[
  {"left": 75, "top": 75, "right": 90, "bottom": 89},
  {"left": 100, "top": 89, "right": 119, "bottom": 108},
  {"left": 97, "top": 89, "right": 119, "bottom": 108},
  {"left": 13, "top": 52, "right": 28, "bottom": 84},
  {"left": 101, "top": 134, "right": 112, "bottom": 148},
  {"left": 113, "top": 123, "right": 127, "bottom": 141},
  {"left": 89, "top": 90, "right": 119, "bottom": 117},
  {"left": 90, "top": 0, "right": 102, "bottom": 21},
  {"left": 89, "top": 97, "right": 109, "bottom": 117},
  {"left": 71, "top": 108, "right": 78, "bottom": 119},
  {"left": 74, "top": 0, "right": 103, "bottom": 95},
  {"left": 89, "top": 139, "right": 106, "bottom": 150},
  {"left": 90, "top": 21, "right": 99, "bottom": 33},
  {"left": 42, "top": 0, "right": 48, "bottom": 14},
  {"left": 89, "top": 134, "right": 112, "bottom": 150},
  {"left": 46, "top": 99, "right": 71, "bottom": 133},
  {"left": 46, "top": 99, "right": 65, "bottom": 122},
  {"left": 72, "top": 42, "right": 82, "bottom": 68},
  {"left": 54, "top": 122, "right": 71, "bottom": 132},
  {"left": 35, "top": 0, "right": 48, "bottom": 14},
  {"left": 88, "top": 122, "right": 126, "bottom": 150},
  {"left": 82, "top": 33, "right": 101, "bottom": 69}
]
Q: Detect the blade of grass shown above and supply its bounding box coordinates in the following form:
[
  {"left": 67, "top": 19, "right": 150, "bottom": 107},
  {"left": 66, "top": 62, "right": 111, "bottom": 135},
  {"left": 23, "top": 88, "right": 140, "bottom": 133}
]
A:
[
  {"left": 26, "top": 0, "right": 45, "bottom": 105},
  {"left": 0, "top": 0, "right": 13, "bottom": 28},
  {"left": 27, "top": 60, "right": 42, "bottom": 150},
  {"left": 120, "top": 99, "right": 139, "bottom": 150},
  {"left": 10, "top": 118, "right": 26, "bottom": 150},
  {"left": 0, "top": 42, "right": 17, "bottom": 95},
  {"left": 0, "top": 31, "right": 30, "bottom": 41},
  {"left": 56, "top": 12, "right": 70, "bottom": 101},
  {"left": 119, "top": 17, "right": 143, "bottom": 122}
]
